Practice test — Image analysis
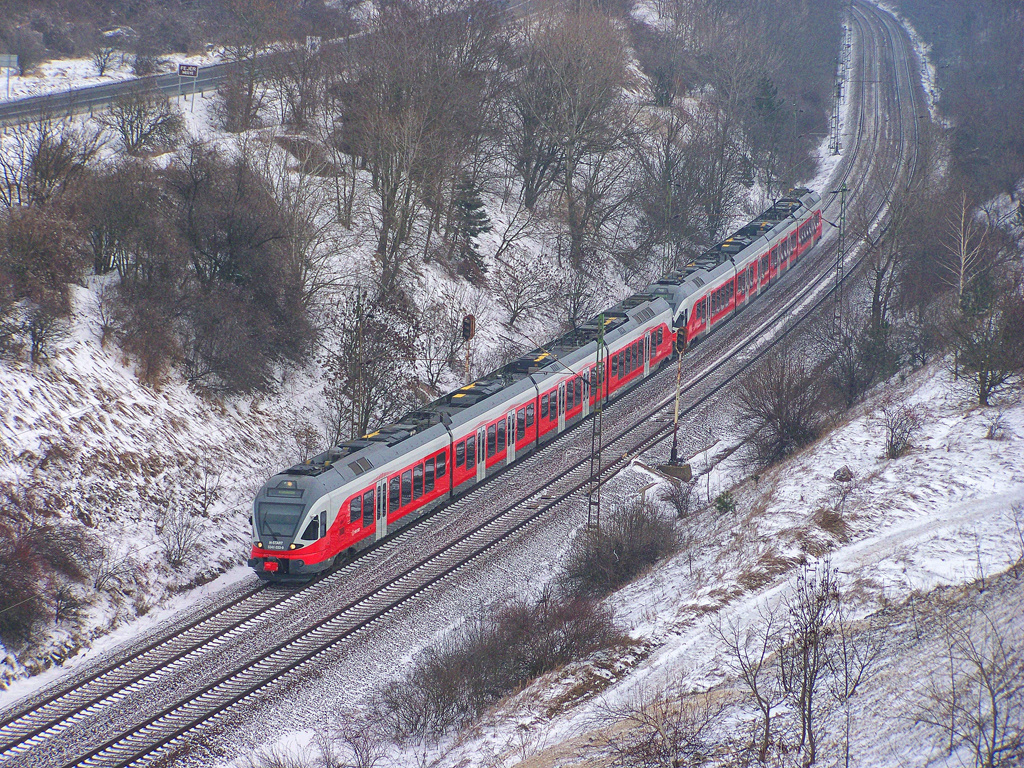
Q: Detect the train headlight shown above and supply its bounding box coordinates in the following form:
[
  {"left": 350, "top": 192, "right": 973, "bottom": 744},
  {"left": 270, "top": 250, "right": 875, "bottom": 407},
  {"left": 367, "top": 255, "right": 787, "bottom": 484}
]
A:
[
  {"left": 256, "top": 542, "right": 263, "bottom": 548},
  {"left": 289, "top": 543, "right": 298, "bottom": 550}
]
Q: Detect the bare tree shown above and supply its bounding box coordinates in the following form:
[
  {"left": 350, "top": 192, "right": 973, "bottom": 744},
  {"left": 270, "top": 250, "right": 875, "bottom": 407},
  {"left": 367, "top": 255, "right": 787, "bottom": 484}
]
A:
[
  {"left": 90, "top": 545, "right": 137, "bottom": 593},
  {"left": 246, "top": 133, "right": 343, "bottom": 307},
  {"left": 737, "top": 348, "right": 826, "bottom": 467},
  {"left": 0, "top": 114, "right": 102, "bottom": 209},
  {"left": 828, "top": 604, "right": 883, "bottom": 768},
  {"left": 217, "top": 0, "right": 282, "bottom": 132},
  {"left": 558, "top": 265, "right": 605, "bottom": 332},
  {"left": 853, "top": 195, "right": 909, "bottom": 345},
  {"left": 780, "top": 561, "right": 841, "bottom": 766},
  {"left": 158, "top": 496, "right": 204, "bottom": 567},
  {"left": 946, "top": 282, "right": 1024, "bottom": 406},
  {"left": 880, "top": 397, "right": 922, "bottom": 459},
  {"left": 510, "top": 9, "right": 637, "bottom": 266},
  {"left": 716, "top": 605, "right": 786, "bottom": 762},
  {"left": 326, "top": 715, "right": 386, "bottom": 768},
  {"left": 319, "top": 289, "right": 417, "bottom": 443},
  {"left": 917, "top": 610, "right": 1023, "bottom": 768},
  {"left": 415, "top": 285, "right": 470, "bottom": 392},
  {"left": 491, "top": 252, "right": 554, "bottom": 330},
  {"left": 602, "top": 686, "right": 726, "bottom": 768},
  {"left": 99, "top": 84, "right": 184, "bottom": 155},
  {"left": 92, "top": 46, "right": 117, "bottom": 77},
  {"left": 328, "top": 0, "right": 505, "bottom": 294},
  {"left": 943, "top": 191, "right": 995, "bottom": 306},
  {"left": 269, "top": 38, "right": 322, "bottom": 129},
  {"left": 1011, "top": 502, "right": 1024, "bottom": 576}
]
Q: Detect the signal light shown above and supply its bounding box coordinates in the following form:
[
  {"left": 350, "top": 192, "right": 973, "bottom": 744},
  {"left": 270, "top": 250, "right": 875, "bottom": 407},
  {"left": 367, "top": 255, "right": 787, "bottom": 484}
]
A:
[
  {"left": 462, "top": 314, "right": 476, "bottom": 342},
  {"left": 674, "top": 334, "right": 686, "bottom": 353}
]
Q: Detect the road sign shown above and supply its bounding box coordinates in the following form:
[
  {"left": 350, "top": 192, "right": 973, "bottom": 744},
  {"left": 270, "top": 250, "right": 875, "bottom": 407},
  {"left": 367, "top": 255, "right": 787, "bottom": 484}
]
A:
[
  {"left": 178, "top": 64, "right": 199, "bottom": 77},
  {"left": 1, "top": 54, "right": 16, "bottom": 99}
]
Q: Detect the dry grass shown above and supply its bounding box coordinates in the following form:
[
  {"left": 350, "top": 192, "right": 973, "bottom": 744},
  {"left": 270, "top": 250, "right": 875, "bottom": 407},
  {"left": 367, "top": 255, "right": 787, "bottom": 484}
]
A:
[
  {"left": 814, "top": 505, "right": 849, "bottom": 541},
  {"left": 738, "top": 550, "right": 794, "bottom": 593}
]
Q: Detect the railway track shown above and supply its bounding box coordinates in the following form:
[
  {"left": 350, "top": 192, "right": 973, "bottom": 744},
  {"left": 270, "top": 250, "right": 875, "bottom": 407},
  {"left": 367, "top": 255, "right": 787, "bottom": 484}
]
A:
[{"left": 0, "top": 3, "right": 924, "bottom": 766}]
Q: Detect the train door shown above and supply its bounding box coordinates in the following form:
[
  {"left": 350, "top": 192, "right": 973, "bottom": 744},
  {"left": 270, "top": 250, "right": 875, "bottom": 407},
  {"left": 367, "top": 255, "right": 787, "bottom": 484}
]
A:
[
  {"left": 506, "top": 410, "right": 516, "bottom": 463},
  {"left": 644, "top": 332, "right": 652, "bottom": 376},
  {"left": 476, "top": 426, "right": 486, "bottom": 482},
  {"left": 582, "top": 368, "right": 591, "bottom": 418},
  {"left": 374, "top": 477, "right": 388, "bottom": 541},
  {"left": 557, "top": 381, "right": 567, "bottom": 433}
]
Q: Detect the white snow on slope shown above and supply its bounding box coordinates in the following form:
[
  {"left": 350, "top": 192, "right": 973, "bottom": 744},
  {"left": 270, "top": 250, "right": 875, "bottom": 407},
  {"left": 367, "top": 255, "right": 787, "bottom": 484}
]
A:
[
  {"left": 0, "top": 278, "right": 310, "bottom": 693},
  {"left": 391, "top": 361, "right": 1024, "bottom": 768}
]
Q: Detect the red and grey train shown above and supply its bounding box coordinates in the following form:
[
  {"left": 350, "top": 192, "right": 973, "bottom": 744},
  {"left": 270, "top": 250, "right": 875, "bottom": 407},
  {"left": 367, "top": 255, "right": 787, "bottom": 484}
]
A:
[{"left": 249, "top": 189, "right": 823, "bottom": 580}]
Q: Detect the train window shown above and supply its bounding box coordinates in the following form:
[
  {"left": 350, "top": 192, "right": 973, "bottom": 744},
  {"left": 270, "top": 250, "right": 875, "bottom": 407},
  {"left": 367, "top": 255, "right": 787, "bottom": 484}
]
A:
[
  {"left": 541, "top": 393, "right": 549, "bottom": 420},
  {"left": 349, "top": 495, "right": 361, "bottom": 524},
  {"left": 466, "top": 437, "right": 476, "bottom": 468},
  {"left": 575, "top": 376, "right": 583, "bottom": 402},
  {"left": 590, "top": 367, "right": 597, "bottom": 397},
  {"left": 413, "top": 464, "right": 423, "bottom": 499},
  {"left": 487, "top": 424, "right": 496, "bottom": 456},
  {"left": 657, "top": 328, "right": 663, "bottom": 346},
  {"left": 401, "top": 470, "right": 412, "bottom": 506},
  {"left": 362, "top": 489, "right": 374, "bottom": 527},
  {"left": 611, "top": 354, "right": 618, "bottom": 378},
  {"left": 425, "top": 457, "right": 435, "bottom": 492},
  {"left": 389, "top": 476, "right": 400, "bottom": 510},
  {"left": 456, "top": 440, "right": 465, "bottom": 467},
  {"left": 526, "top": 403, "right": 535, "bottom": 426},
  {"left": 632, "top": 342, "right": 639, "bottom": 370},
  {"left": 302, "top": 517, "right": 319, "bottom": 540},
  {"left": 566, "top": 379, "right": 574, "bottom": 410},
  {"left": 436, "top": 451, "right": 446, "bottom": 478},
  {"left": 517, "top": 408, "right": 526, "bottom": 438},
  {"left": 496, "top": 418, "right": 506, "bottom": 450}
]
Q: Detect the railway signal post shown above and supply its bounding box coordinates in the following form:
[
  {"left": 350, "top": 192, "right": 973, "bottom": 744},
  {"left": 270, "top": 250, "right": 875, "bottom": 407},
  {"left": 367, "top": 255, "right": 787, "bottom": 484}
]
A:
[
  {"left": 462, "top": 314, "right": 476, "bottom": 386},
  {"left": 669, "top": 332, "right": 686, "bottom": 464}
]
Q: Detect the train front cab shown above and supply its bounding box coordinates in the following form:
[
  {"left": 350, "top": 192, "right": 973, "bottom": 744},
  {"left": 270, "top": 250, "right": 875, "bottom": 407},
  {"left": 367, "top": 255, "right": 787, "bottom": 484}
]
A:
[{"left": 250, "top": 476, "right": 339, "bottom": 581}]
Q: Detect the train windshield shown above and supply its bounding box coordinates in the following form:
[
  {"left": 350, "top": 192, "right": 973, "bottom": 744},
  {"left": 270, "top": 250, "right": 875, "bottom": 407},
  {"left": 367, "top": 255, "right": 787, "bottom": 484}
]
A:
[{"left": 256, "top": 502, "right": 306, "bottom": 538}]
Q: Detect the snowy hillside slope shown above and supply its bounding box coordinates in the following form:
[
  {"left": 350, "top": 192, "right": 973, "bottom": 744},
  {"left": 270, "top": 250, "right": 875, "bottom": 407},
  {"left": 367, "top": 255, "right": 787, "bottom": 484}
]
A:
[
  {"left": 376, "top": 361, "right": 1024, "bottom": 768},
  {"left": 0, "top": 278, "right": 310, "bottom": 687}
]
